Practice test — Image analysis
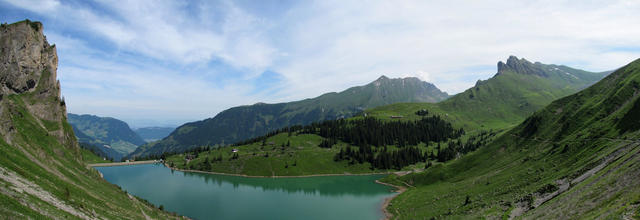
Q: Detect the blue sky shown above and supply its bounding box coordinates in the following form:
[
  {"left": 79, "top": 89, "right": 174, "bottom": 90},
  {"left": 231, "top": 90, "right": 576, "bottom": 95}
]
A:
[{"left": 2, "top": 0, "right": 640, "bottom": 128}]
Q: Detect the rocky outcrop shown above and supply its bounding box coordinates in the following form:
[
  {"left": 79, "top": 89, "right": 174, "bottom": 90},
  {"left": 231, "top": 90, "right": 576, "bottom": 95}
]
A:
[
  {"left": 1, "top": 20, "right": 58, "bottom": 95},
  {"left": 497, "top": 55, "right": 549, "bottom": 77},
  {"left": 0, "top": 20, "right": 73, "bottom": 147}
]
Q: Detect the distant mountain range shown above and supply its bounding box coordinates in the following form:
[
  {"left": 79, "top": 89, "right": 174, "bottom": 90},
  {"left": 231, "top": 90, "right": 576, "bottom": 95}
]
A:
[
  {"left": 130, "top": 76, "right": 450, "bottom": 157},
  {"left": 68, "top": 113, "right": 146, "bottom": 160},
  {"left": 367, "top": 56, "right": 611, "bottom": 130},
  {"left": 134, "top": 126, "right": 175, "bottom": 142}
]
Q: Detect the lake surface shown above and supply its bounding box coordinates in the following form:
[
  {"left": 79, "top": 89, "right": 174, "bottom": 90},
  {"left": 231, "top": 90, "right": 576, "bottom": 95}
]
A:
[{"left": 95, "top": 164, "right": 395, "bottom": 220}]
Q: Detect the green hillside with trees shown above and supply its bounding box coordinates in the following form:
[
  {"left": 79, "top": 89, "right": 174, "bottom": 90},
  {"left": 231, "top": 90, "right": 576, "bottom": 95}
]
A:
[
  {"left": 158, "top": 56, "right": 607, "bottom": 178},
  {"left": 68, "top": 113, "right": 146, "bottom": 161},
  {"left": 366, "top": 56, "right": 610, "bottom": 130},
  {"left": 132, "top": 76, "right": 450, "bottom": 157},
  {"left": 381, "top": 58, "right": 640, "bottom": 219}
]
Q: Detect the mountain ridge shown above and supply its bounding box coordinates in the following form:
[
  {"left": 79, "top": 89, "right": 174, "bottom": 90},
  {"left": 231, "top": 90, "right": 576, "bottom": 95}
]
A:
[
  {"left": 385, "top": 58, "right": 640, "bottom": 219},
  {"left": 134, "top": 126, "right": 175, "bottom": 142},
  {"left": 366, "top": 55, "right": 611, "bottom": 130},
  {"left": 68, "top": 113, "right": 146, "bottom": 160},
  {"left": 130, "top": 76, "right": 450, "bottom": 157}
]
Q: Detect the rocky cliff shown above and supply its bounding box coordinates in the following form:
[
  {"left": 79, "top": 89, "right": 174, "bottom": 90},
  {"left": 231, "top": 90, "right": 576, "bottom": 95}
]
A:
[
  {"left": 0, "top": 20, "right": 179, "bottom": 219},
  {"left": 0, "top": 20, "right": 73, "bottom": 147}
]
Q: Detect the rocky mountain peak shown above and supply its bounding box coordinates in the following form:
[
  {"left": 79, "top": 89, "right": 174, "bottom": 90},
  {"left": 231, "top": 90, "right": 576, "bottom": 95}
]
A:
[
  {"left": 0, "top": 20, "right": 71, "bottom": 146},
  {"left": 1, "top": 19, "right": 58, "bottom": 96},
  {"left": 497, "top": 55, "right": 548, "bottom": 77}
]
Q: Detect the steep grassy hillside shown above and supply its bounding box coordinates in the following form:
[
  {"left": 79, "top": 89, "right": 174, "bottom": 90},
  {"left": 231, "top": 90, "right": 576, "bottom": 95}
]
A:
[
  {"left": 79, "top": 142, "right": 119, "bottom": 163},
  {"left": 80, "top": 147, "right": 111, "bottom": 164},
  {"left": 68, "top": 113, "right": 146, "bottom": 160},
  {"left": 0, "top": 20, "right": 180, "bottom": 219},
  {"left": 367, "top": 56, "right": 609, "bottom": 130},
  {"left": 132, "top": 76, "right": 449, "bottom": 157},
  {"left": 382, "top": 58, "right": 640, "bottom": 219}
]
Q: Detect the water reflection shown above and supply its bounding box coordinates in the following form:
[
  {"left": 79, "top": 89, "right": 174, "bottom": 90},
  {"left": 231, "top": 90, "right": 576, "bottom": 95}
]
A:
[
  {"left": 180, "top": 170, "right": 391, "bottom": 197},
  {"left": 96, "top": 163, "right": 394, "bottom": 220}
]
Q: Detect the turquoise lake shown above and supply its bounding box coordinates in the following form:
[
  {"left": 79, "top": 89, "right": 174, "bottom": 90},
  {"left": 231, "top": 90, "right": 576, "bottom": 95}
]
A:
[{"left": 95, "top": 164, "right": 395, "bottom": 220}]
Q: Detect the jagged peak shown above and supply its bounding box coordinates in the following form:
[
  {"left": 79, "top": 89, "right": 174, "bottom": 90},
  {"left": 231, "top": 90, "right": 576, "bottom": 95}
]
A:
[
  {"left": 375, "top": 75, "right": 390, "bottom": 81},
  {"left": 1, "top": 19, "right": 57, "bottom": 95},
  {"left": 497, "top": 55, "right": 548, "bottom": 77}
]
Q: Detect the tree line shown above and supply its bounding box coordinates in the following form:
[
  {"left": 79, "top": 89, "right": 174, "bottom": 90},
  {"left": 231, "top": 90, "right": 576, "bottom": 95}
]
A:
[
  {"left": 433, "top": 130, "right": 497, "bottom": 162},
  {"left": 234, "top": 115, "right": 464, "bottom": 148},
  {"left": 300, "top": 116, "right": 464, "bottom": 147},
  {"left": 153, "top": 115, "right": 499, "bottom": 171}
]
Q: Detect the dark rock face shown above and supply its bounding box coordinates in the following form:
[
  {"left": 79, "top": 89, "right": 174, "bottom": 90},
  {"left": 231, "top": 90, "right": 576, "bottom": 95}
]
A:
[{"left": 497, "top": 55, "right": 549, "bottom": 77}]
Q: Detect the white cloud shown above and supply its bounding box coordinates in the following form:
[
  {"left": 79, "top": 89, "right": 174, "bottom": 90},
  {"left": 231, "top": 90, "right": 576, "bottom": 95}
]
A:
[
  {"left": 4, "top": 0, "right": 59, "bottom": 13},
  {"left": 4, "top": 0, "right": 640, "bottom": 126},
  {"left": 268, "top": 0, "right": 640, "bottom": 100}
]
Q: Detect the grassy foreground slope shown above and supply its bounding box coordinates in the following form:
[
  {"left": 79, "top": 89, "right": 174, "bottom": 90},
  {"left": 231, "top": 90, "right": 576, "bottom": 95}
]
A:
[
  {"left": 0, "top": 20, "right": 180, "bottom": 219},
  {"left": 367, "top": 56, "right": 609, "bottom": 130},
  {"left": 384, "top": 59, "right": 640, "bottom": 219}
]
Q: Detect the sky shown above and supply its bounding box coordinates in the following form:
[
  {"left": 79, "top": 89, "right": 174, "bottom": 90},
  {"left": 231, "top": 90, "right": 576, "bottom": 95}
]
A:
[{"left": 2, "top": 0, "right": 640, "bottom": 128}]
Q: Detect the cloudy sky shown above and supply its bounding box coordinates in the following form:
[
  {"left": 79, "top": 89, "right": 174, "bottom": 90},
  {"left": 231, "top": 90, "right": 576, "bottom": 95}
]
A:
[{"left": 2, "top": 0, "right": 640, "bottom": 127}]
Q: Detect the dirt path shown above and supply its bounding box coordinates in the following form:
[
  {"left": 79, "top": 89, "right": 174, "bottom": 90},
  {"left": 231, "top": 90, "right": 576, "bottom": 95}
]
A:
[{"left": 128, "top": 193, "right": 152, "bottom": 220}]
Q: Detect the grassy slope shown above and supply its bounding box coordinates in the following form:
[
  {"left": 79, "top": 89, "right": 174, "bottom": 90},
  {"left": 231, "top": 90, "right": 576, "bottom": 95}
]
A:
[
  {"left": 80, "top": 148, "right": 111, "bottom": 164},
  {"left": 166, "top": 125, "right": 500, "bottom": 177},
  {"left": 166, "top": 133, "right": 424, "bottom": 176},
  {"left": 0, "top": 94, "right": 180, "bottom": 219},
  {"left": 383, "top": 59, "right": 640, "bottom": 219}
]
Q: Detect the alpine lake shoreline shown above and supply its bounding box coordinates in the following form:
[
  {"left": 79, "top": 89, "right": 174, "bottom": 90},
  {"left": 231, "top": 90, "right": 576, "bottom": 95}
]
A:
[{"left": 92, "top": 161, "right": 406, "bottom": 220}]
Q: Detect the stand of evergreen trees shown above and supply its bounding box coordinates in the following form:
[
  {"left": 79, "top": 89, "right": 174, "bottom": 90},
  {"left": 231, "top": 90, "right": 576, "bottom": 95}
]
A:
[
  {"left": 435, "top": 130, "right": 496, "bottom": 162},
  {"left": 229, "top": 115, "right": 466, "bottom": 170},
  {"left": 300, "top": 116, "right": 464, "bottom": 147},
  {"left": 233, "top": 115, "right": 463, "bottom": 148},
  {"left": 335, "top": 145, "right": 427, "bottom": 170},
  {"left": 160, "top": 115, "right": 498, "bottom": 171}
]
